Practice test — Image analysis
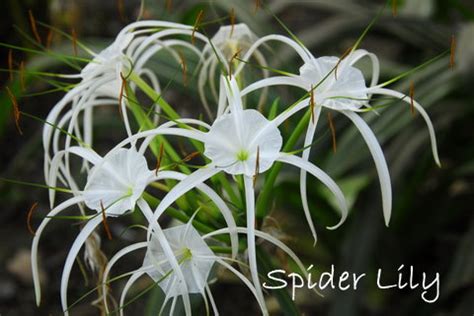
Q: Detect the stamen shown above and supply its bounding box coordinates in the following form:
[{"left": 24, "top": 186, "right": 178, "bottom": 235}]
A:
[
  {"left": 8, "top": 49, "right": 13, "bottom": 82},
  {"left": 71, "top": 28, "right": 78, "bottom": 56},
  {"left": 450, "top": 35, "right": 456, "bottom": 69},
  {"left": 255, "top": 0, "right": 261, "bottom": 13},
  {"left": 253, "top": 146, "right": 260, "bottom": 187},
  {"left": 327, "top": 112, "right": 337, "bottom": 153},
  {"left": 5, "top": 86, "right": 23, "bottom": 135},
  {"left": 392, "top": 0, "right": 398, "bottom": 17},
  {"left": 165, "top": 0, "right": 172, "bottom": 12},
  {"left": 228, "top": 48, "right": 242, "bottom": 79},
  {"left": 20, "top": 61, "right": 26, "bottom": 91},
  {"left": 309, "top": 85, "right": 315, "bottom": 124},
  {"left": 118, "top": 72, "right": 127, "bottom": 119},
  {"left": 409, "top": 81, "right": 415, "bottom": 116},
  {"left": 100, "top": 201, "right": 113, "bottom": 240},
  {"left": 178, "top": 50, "right": 188, "bottom": 86},
  {"left": 182, "top": 151, "right": 200, "bottom": 163},
  {"left": 46, "top": 29, "right": 54, "bottom": 49},
  {"left": 155, "top": 143, "right": 165, "bottom": 176},
  {"left": 192, "top": 10, "right": 204, "bottom": 45},
  {"left": 28, "top": 10, "right": 42, "bottom": 45},
  {"left": 27, "top": 202, "right": 38, "bottom": 236},
  {"left": 230, "top": 8, "right": 236, "bottom": 37},
  {"left": 117, "top": 0, "right": 126, "bottom": 22}
]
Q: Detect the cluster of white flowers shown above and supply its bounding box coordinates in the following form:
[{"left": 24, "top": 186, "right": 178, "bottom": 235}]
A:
[{"left": 31, "top": 19, "right": 439, "bottom": 315}]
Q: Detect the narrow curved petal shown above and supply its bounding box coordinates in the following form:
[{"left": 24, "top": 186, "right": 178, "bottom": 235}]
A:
[
  {"left": 205, "top": 285, "right": 219, "bottom": 316},
  {"left": 215, "top": 258, "right": 268, "bottom": 315},
  {"left": 241, "top": 76, "right": 304, "bottom": 97},
  {"left": 31, "top": 196, "right": 85, "bottom": 306},
  {"left": 278, "top": 154, "right": 349, "bottom": 229},
  {"left": 119, "top": 270, "right": 146, "bottom": 316},
  {"left": 234, "top": 34, "right": 312, "bottom": 77},
  {"left": 300, "top": 105, "right": 323, "bottom": 244},
  {"left": 102, "top": 242, "right": 147, "bottom": 313},
  {"left": 348, "top": 49, "right": 380, "bottom": 88},
  {"left": 61, "top": 215, "right": 103, "bottom": 315},
  {"left": 243, "top": 176, "right": 268, "bottom": 315},
  {"left": 113, "top": 127, "right": 207, "bottom": 152},
  {"left": 146, "top": 166, "right": 220, "bottom": 237},
  {"left": 151, "top": 170, "right": 238, "bottom": 260},
  {"left": 272, "top": 97, "right": 310, "bottom": 127},
  {"left": 369, "top": 87, "right": 441, "bottom": 167},
  {"left": 341, "top": 110, "right": 392, "bottom": 226}
]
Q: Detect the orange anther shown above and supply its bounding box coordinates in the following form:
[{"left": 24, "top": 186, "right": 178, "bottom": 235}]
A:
[
  {"left": 155, "top": 143, "right": 165, "bottom": 176},
  {"left": 100, "top": 201, "right": 113, "bottom": 240},
  {"left": 27, "top": 202, "right": 39, "bottom": 235},
  {"left": 327, "top": 112, "right": 337, "bottom": 153},
  {"left": 28, "top": 10, "right": 42, "bottom": 44}
]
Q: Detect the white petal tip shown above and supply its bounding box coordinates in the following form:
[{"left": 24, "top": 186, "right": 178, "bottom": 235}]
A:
[{"left": 326, "top": 212, "right": 348, "bottom": 231}]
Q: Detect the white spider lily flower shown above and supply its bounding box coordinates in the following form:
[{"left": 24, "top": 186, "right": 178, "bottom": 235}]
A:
[
  {"left": 240, "top": 46, "right": 440, "bottom": 235},
  {"left": 80, "top": 33, "right": 134, "bottom": 98},
  {"left": 103, "top": 219, "right": 313, "bottom": 316},
  {"left": 42, "top": 20, "right": 207, "bottom": 200},
  {"left": 204, "top": 108, "right": 282, "bottom": 176},
  {"left": 82, "top": 148, "right": 152, "bottom": 216},
  {"left": 204, "top": 24, "right": 257, "bottom": 58},
  {"left": 143, "top": 223, "right": 215, "bottom": 302},
  {"left": 198, "top": 23, "right": 269, "bottom": 119},
  {"left": 131, "top": 77, "right": 349, "bottom": 315},
  {"left": 32, "top": 146, "right": 238, "bottom": 314}
]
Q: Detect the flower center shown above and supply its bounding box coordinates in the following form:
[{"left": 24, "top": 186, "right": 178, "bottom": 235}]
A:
[
  {"left": 236, "top": 149, "right": 249, "bottom": 162},
  {"left": 204, "top": 109, "right": 283, "bottom": 176},
  {"left": 181, "top": 247, "right": 193, "bottom": 261}
]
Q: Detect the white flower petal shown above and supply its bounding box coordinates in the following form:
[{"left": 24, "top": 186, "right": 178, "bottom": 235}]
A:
[
  {"left": 341, "top": 110, "right": 392, "bottom": 226},
  {"left": 300, "top": 105, "right": 323, "bottom": 244},
  {"left": 84, "top": 148, "right": 152, "bottom": 216},
  {"left": 243, "top": 176, "right": 268, "bottom": 315},
  {"left": 102, "top": 241, "right": 147, "bottom": 313},
  {"left": 369, "top": 87, "right": 441, "bottom": 167},
  {"left": 215, "top": 258, "right": 268, "bottom": 315},
  {"left": 138, "top": 200, "right": 192, "bottom": 315},
  {"left": 146, "top": 166, "right": 220, "bottom": 237},
  {"left": 278, "top": 154, "right": 349, "bottom": 230},
  {"left": 204, "top": 109, "right": 282, "bottom": 176},
  {"left": 153, "top": 170, "right": 238, "bottom": 260},
  {"left": 31, "top": 196, "right": 85, "bottom": 306},
  {"left": 119, "top": 270, "right": 145, "bottom": 316},
  {"left": 60, "top": 215, "right": 103, "bottom": 315}
]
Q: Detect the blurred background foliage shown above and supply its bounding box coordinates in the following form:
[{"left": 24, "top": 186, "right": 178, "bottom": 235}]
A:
[{"left": 0, "top": 0, "right": 473, "bottom": 315}]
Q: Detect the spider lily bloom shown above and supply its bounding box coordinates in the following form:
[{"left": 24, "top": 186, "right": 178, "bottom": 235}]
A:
[
  {"left": 42, "top": 20, "right": 207, "bottom": 196},
  {"left": 31, "top": 146, "right": 238, "bottom": 314},
  {"left": 198, "top": 23, "right": 269, "bottom": 119},
  {"left": 137, "top": 77, "right": 348, "bottom": 314},
  {"left": 240, "top": 47, "right": 441, "bottom": 238},
  {"left": 103, "top": 220, "right": 313, "bottom": 316}
]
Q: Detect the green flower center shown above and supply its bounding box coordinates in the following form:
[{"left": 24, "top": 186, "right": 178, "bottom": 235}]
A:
[
  {"left": 236, "top": 149, "right": 249, "bottom": 162},
  {"left": 182, "top": 247, "right": 193, "bottom": 261}
]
